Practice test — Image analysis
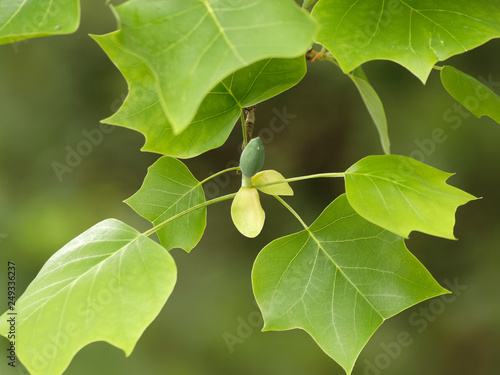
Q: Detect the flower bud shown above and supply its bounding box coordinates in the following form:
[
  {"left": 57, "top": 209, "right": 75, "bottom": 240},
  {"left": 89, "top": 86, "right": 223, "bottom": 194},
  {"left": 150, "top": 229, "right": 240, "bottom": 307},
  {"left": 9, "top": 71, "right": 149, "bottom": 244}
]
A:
[{"left": 240, "top": 137, "right": 265, "bottom": 178}]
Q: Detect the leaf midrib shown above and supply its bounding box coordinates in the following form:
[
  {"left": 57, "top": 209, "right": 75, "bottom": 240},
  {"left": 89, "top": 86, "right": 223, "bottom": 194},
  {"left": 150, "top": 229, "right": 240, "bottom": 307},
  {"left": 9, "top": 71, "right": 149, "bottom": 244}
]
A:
[
  {"left": 149, "top": 167, "right": 203, "bottom": 224},
  {"left": 0, "top": 0, "right": 28, "bottom": 34},
  {"left": 202, "top": 1, "right": 246, "bottom": 65},
  {"left": 306, "top": 227, "right": 385, "bottom": 321}
]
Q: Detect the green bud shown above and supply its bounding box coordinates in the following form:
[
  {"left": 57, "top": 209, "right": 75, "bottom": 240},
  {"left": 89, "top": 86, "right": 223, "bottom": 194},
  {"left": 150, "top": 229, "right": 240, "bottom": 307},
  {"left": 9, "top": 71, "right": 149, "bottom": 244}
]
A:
[{"left": 240, "top": 137, "right": 265, "bottom": 178}]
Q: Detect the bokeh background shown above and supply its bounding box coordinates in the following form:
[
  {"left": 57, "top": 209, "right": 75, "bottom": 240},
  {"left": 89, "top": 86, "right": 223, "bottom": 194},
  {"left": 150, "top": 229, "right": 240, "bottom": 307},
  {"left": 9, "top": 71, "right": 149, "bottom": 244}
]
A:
[{"left": 1, "top": 1, "right": 500, "bottom": 374}]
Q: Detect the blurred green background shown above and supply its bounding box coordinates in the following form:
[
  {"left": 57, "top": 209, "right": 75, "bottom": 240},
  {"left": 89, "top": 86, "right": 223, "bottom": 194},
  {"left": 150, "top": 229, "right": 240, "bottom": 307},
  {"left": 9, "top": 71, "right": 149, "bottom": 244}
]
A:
[{"left": 1, "top": 1, "right": 500, "bottom": 374}]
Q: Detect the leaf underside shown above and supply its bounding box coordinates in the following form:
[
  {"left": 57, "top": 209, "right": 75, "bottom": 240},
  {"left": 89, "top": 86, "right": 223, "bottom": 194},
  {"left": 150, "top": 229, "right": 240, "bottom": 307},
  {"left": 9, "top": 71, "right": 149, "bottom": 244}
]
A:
[
  {"left": 0, "top": 0, "right": 80, "bottom": 45},
  {"left": 441, "top": 65, "right": 500, "bottom": 124},
  {"left": 345, "top": 155, "right": 477, "bottom": 239},
  {"left": 111, "top": 0, "right": 316, "bottom": 131},
  {"left": 0, "top": 219, "right": 176, "bottom": 375},
  {"left": 94, "top": 32, "right": 307, "bottom": 158},
  {"left": 312, "top": 0, "right": 500, "bottom": 82},
  {"left": 252, "top": 194, "right": 447, "bottom": 374},
  {"left": 349, "top": 67, "right": 390, "bottom": 154},
  {"left": 125, "top": 156, "right": 206, "bottom": 252}
]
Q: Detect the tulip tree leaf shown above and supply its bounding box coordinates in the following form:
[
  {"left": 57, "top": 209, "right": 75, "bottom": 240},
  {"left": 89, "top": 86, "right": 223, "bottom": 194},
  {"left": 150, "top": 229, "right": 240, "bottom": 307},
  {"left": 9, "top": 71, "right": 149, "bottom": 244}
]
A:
[
  {"left": 349, "top": 67, "right": 390, "bottom": 154},
  {"left": 345, "top": 155, "right": 477, "bottom": 239},
  {"left": 440, "top": 65, "right": 500, "bottom": 124},
  {"left": 111, "top": 0, "right": 316, "bottom": 132},
  {"left": 0, "top": 219, "right": 176, "bottom": 375},
  {"left": 125, "top": 156, "right": 206, "bottom": 252},
  {"left": 0, "top": 0, "right": 80, "bottom": 45},
  {"left": 94, "top": 32, "right": 307, "bottom": 158},
  {"left": 252, "top": 194, "right": 447, "bottom": 375},
  {"left": 312, "top": 0, "right": 500, "bottom": 83}
]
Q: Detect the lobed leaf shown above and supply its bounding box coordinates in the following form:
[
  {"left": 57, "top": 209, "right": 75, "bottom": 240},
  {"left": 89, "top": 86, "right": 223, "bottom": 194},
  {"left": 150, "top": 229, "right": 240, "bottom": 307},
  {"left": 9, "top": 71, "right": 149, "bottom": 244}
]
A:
[
  {"left": 125, "top": 157, "right": 206, "bottom": 252},
  {"left": 111, "top": 0, "right": 316, "bottom": 132},
  {"left": 0, "top": 219, "right": 176, "bottom": 375},
  {"left": 349, "top": 67, "right": 390, "bottom": 154},
  {"left": 0, "top": 0, "right": 80, "bottom": 45},
  {"left": 252, "top": 194, "right": 447, "bottom": 374},
  {"left": 312, "top": 0, "right": 500, "bottom": 83},
  {"left": 94, "top": 32, "right": 307, "bottom": 158},
  {"left": 345, "top": 155, "right": 477, "bottom": 239},
  {"left": 440, "top": 65, "right": 500, "bottom": 124}
]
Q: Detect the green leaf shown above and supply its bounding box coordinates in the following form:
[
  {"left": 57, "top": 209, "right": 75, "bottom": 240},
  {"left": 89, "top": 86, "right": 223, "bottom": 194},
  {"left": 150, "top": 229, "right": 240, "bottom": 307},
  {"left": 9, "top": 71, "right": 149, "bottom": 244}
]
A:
[
  {"left": 231, "top": 187, "right": 265, "bottom": 238},
  {"left": 111, "top": 0, "right": 316, "bottom": 132},
  {"left": 345, "top": 155, "right": 477, "bottom": 239},
  {"left": 94, "top": 32, "right": 307, "bottom": 158},
  {"left": 440, "top": 65, "right": 500, "bottom": 124},
  {"left": 0, "top": 219, "right": 176, "bottom": 375},
  {"left": 125, "top": 156, "right": 206, "bottom": 252},
  {"left": 312, "top": 0, "right": 500, "bottom": 82},
  {"left": 252, "top": 194, "right": 447, "bottom": 374},
  {"left": 0, "top": 0, "right": 80, "bottom": 45},
  {"left": 349, "top": 67, "right": 390, "bottom": 154}
]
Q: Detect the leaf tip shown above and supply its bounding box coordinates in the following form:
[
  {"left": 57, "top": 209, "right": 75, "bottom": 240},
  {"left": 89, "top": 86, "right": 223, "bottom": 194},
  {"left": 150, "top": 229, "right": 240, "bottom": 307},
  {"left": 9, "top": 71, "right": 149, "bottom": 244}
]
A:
[{"left": 442, "top": 288, "right": 452, "bottom": 295}]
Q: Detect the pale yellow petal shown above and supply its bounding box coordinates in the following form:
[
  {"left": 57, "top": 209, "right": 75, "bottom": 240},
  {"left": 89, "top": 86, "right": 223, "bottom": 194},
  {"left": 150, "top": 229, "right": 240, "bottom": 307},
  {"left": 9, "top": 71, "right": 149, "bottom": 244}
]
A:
[
  {"left": 252, "top": 170, "right": 294, "bottom": 196},
  {"left": 231, "top": 187, "right": 265, "bottom": 238}
]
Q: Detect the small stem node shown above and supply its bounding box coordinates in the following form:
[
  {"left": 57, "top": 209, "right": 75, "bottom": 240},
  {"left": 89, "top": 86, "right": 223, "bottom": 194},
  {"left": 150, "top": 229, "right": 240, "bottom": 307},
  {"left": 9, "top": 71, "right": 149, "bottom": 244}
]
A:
[{"left": 242, "top": 175, "right": 253, "bottom": 187}]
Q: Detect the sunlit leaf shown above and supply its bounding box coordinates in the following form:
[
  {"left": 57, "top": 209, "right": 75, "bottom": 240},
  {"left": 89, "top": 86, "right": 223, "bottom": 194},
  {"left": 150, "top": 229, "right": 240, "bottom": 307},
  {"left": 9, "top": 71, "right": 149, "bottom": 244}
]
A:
[
  {"left": 0, "top": 0, "right": 80, "bottom": 45},
  {"left": 345, "top": 155, "right": 477, "bottom": 239},
  {"left": 125, "top": 157, "right": 206, "bottom": 252},
  {"left": 0, "top": 219, "right": 176, "bottom": 375},
  {"left": 111, "top": 0, "right": 316, "bottom": 132},
  {"left": 441, "top": 65, "right": 500, "bottom": 124},
  {"left": 312, "top": 0, "right": 500, "bottom": 82},
  {"left": 349, "top": 67, "right": 390, "bottom": 154},
  {"left": 252, "top": 194, "right": 447, "bottom": 374}
]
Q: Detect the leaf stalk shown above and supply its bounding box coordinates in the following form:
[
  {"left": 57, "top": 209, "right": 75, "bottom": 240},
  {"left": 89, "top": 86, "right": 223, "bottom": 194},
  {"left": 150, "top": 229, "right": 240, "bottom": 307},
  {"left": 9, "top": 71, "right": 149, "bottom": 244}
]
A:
[
  {"left": 142, "top": 193, "right": 237, "bottom": 237},
  {"left": 254, "top": 172, "right": 344, "bottom": 189}
]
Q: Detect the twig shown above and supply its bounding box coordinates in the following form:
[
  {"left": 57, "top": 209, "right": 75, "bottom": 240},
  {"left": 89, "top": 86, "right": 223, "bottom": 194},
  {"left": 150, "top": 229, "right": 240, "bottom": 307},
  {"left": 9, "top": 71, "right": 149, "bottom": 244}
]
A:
[
  {"left": 306, "top": 48, "right": 327, "bottom": 62},
  {"left": 244, "top": 105, "right": 256, "bottom": 143}
]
